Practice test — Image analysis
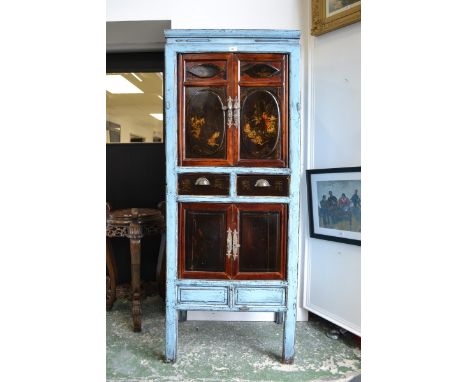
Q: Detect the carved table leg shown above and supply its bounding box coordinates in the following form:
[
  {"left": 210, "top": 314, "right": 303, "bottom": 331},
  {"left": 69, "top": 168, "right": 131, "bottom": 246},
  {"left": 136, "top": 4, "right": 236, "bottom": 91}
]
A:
[
  {"left": 106, "top": 237, "right": 117, "bottom": 311},
  {"left": 130, "top": 235, "right": 142, "bottom": 332},
  {"left": 156, "top": 232, "right": 166, "bottom": 298}
]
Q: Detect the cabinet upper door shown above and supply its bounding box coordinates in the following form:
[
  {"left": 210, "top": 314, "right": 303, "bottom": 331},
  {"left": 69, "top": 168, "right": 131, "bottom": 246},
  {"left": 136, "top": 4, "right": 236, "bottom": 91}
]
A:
[
  {"left": 235, "top": 54, "right": 288, "bottom": 167},
  {"left": 179, "top": 54, "right": 234, "bottom": 166},
  {"left": 179, "top": 203, "right": 233, "bottom": 279},
  {"left": 178, "top": 53, "right": 288, "bottom": 167},
  {"left": 231, "top": 203, "right": 287, "bottom": 280}
]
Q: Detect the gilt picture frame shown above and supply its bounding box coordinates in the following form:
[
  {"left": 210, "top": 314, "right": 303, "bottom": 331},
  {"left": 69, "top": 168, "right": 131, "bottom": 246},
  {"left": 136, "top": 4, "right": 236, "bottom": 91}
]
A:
[
  {"left": 306, "top": 167, "right": 361, "bottom": 245},
  {"left": 311, "top": 0, "right": 361, "bottom": 36}
]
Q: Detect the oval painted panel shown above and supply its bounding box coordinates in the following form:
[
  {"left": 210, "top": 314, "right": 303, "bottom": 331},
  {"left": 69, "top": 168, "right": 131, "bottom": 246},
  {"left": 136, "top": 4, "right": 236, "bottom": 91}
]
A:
[
  {"left": 240, "top": 90, "right": 280, "bottom": 159},
  {"left": 185, "top": 89, "right": 226, "bottom": 158}
]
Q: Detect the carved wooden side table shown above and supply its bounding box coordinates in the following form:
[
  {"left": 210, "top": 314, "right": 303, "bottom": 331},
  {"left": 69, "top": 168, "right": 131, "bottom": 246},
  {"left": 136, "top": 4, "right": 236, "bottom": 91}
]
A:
[{"left": 106, "top": 207, "right": 165, "bottom": 332}]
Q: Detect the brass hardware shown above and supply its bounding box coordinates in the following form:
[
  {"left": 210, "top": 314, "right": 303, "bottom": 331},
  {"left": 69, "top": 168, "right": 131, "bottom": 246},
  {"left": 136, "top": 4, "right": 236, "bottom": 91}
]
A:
[
  {"left": 233, "top": 96, "right": 240, "bottom": 128},
  {"left": 254, "top": 179, "right": 271, "bottom": 187},
  {"left": 232, "top": 228, "right": 240, "bottom": 261},
  {"left": 222, "top": 96, "right": 234, "bottom": 128},
  {"left": 226, "top": 227, "right": 233, "bottom": 259},
  {"left": 194, "top": 177, "right": 210, "bottom": 186},
  {"left": 222, "top": 96, "right": 239, "bottom": 128}
]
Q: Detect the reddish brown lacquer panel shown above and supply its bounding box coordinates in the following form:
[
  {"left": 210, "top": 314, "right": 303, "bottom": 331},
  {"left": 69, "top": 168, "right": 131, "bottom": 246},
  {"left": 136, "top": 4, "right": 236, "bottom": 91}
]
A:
[
  {"left": 237, "top": 53, "right": 285, "bottom": 85},
  {"left": 236, "top": 175, "right": 290, "bottom": 197},
  {"left": 179, "top": 203, "right": 232, "bottom": 279},
  {"left": 183, "top": 53, "right": 230, "bottom": 83},
  {"left": 235, "top": 54, "right": 288, "bottom": 167},
  {"left": 238, "top": 87, "right": 284, "bottom": 163},
  {"left": 179, "top": 54, "right": 234, "bottom": 166},
  {"left": 231, "top": 204, "right": 287, "bottom": 280},
  {"left": 178, "top": 173, "right": 230, "bottom": 196},
  {"left": 184, "top": 87, "right": 228, "bottom": 160}
]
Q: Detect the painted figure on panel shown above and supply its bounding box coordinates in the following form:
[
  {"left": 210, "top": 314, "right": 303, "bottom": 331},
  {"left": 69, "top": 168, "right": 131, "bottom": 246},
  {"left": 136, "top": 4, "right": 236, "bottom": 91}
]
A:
[
  {"left": 186, "top": 90, "right": 226, "bottom": 158},
  {"left": 317, "top": 180, "right": 361, "bottom": 232},
  {"left": 241, "top": 91, "right": 280, "bottom": 158}
]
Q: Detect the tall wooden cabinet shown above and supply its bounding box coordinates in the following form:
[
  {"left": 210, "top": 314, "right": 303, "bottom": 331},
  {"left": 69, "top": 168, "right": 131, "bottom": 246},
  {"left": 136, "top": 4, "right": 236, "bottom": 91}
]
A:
[{"left": 164, "top": 30, "right": 301, "bottom": 364}]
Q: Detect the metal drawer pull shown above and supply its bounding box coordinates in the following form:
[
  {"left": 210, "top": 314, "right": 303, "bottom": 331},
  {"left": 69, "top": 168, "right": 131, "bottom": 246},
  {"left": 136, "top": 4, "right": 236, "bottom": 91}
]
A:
[
  {"left": 226, "top": 228, "right": 233, "bottom": 259},
  {"left": 254, "top": 179, "right": 271, "bottom": 187},
  {"left": 232, "top": 229, "right": 240, "bottom": 261},
  {"left": 194, "top": 177, "right": 210, "bottom": 186}
]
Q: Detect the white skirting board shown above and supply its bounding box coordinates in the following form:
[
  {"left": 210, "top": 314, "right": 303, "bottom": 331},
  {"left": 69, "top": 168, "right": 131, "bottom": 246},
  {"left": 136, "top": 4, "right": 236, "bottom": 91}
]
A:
[{"left": 305, "top": 303, "right": 361, "bottom": 336}]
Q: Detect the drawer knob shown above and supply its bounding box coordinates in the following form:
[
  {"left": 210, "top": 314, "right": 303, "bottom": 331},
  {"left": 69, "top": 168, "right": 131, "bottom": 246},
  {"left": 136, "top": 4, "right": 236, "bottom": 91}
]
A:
[
  {"left": 194, "top": 177, "right": 211, "bottom": 186},
  {"left": 254, "top": 179, "right": 271, "bottom": 187}
]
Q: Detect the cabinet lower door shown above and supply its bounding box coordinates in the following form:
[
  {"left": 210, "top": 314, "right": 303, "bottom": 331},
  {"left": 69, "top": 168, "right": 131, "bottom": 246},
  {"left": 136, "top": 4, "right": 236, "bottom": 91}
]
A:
[
  {"left": 179, "top": 203, "right": 232, "bottom": 279},
  {"left": 232, "top": 203, "right": 287, "bottom": 280}
]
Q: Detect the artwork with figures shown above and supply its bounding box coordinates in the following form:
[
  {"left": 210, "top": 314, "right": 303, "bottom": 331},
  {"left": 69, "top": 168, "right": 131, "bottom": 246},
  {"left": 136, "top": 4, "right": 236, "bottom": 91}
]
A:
[
  {"left": 317, "top": 180, "right": 360, "bottom": 232},
  {"left": 306, "top": 167, "right": 361, "bottom": 245}
]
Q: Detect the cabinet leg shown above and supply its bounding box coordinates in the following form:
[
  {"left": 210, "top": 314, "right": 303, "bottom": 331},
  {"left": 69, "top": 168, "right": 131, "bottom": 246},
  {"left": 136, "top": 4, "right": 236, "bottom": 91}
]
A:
[
  {"left": 275, "top": 312, "right": 284, "bottom": 325},
  {"left": 282, "top": 309, "right": 296, "bottom": 364},
  {"left": 106, "top": 238, "right": 117, "bottom": 311},
  {"left": 130, "top": 238, "right": 142, "bottom": 332},
  {"left": 165, "top": 306, "right": 178, "bottom": 363},
  {"left": 178, "top": 310, "right": 187, "bottom": 322}
]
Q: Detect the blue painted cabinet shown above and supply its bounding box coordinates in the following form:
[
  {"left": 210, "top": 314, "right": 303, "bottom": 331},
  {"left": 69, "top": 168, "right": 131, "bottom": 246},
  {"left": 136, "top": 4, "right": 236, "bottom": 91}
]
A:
[{"left": 164, "top": 29, "right": 301, "bottom": 364}]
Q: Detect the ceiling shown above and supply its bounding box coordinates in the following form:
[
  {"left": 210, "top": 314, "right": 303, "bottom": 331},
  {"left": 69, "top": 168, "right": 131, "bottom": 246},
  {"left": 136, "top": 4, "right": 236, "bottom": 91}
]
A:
[{"left": 106, "top": 72, "right": 164, "bottom": 142}]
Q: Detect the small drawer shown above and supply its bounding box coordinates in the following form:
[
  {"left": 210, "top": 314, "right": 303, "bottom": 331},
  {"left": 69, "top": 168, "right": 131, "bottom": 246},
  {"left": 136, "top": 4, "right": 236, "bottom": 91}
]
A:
[
  {"left": 178, "top": 173, "right": 230, "bottom": 195},
  {"left": 237, "top": 175, "right": 289, "bottom": 197},
  {"left": 177, "top": 286, "right": 229, "bottom": 305},
  {"left": 234, "top": 287, "right": 286, "bottom": 306}
]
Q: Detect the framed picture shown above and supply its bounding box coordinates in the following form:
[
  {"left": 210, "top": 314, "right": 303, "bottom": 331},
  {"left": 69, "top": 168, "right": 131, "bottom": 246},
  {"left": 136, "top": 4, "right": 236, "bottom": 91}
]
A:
[
  {"left": 311, "top": 0, "right": 361, "bottom": 36},
  {"left": 306, "top": 167, "right": 361, "bottom": 245}
]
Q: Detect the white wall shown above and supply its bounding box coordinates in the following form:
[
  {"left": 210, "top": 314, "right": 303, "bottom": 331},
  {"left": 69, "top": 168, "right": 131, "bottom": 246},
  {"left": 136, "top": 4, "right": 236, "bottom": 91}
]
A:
[{"left": 304, "top": 23, "right": 361, "bottom": 334}]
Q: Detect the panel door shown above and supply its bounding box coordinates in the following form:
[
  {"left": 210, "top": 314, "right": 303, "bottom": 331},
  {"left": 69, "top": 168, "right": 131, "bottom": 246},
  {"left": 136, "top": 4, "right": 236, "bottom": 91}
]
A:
[
  {"left": 234, "top": 54, "right": 288, "bottom": 167},
  {"left": 179, "top": 203, "right": 233, "bottom": 279},
  {"left": 231, "top": 203, "right": 287, "bottom": 280},
  {"left": 178, "top": 54, "right": 234, "bottom": 166},
  {"left": 178, "top": 53, "right": 288, "bottom": 167}
]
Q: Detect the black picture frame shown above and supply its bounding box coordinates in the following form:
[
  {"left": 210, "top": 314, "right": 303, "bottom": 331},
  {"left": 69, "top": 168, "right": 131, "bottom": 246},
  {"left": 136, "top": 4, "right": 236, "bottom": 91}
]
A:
[{"left": 306, "top": 167, "right": 361, "bottom": 246}]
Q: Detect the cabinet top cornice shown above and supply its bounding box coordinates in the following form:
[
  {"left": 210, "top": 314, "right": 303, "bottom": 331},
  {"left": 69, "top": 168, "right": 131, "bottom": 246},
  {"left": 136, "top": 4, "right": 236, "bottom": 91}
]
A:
[{"left": 164, "top": 29, "right": 300, "bottom": 40}]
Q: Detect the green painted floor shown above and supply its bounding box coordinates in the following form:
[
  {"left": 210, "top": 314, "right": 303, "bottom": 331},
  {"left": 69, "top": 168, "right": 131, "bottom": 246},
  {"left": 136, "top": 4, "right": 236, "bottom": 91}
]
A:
[{"left": 107, "top": 296, "right": 361, "bottom": 382}]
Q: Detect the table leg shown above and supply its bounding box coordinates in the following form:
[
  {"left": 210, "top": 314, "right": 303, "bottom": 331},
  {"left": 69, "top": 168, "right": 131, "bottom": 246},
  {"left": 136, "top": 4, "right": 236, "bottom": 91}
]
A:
[
  {"left": 156, "top": 232, "right": 166, "bottom": 298},
  {"left": 130, "top": 237, "right": 142, "bottom": 332},
  {"left": 106, "top": 238, "right": 117, "bottom": 311}
]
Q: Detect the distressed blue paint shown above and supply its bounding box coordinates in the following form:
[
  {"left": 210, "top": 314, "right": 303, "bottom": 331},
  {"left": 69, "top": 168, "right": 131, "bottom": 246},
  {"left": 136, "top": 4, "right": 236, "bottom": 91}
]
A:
[
  {"left": 175, "top": 304, "right": 288, "bottom": 312},
  {"left": 176, "top": 166, "right": 291, "bottom": 174},
  {"left": 178, "top": 287, "right": 228, "bottom": 305},
  {"left": 164, "top": 29, "right": 301, "bottom": 364},
  {"left": 165, "top": 29, "right": 300, "bottom": 40},
  {"left": 175, "top": 279, "right": 288, "bottom": 287},
  {"left": 230, "top": 172, "right": 237, "bottom": 197},
  {"left": 177, "top": 196, "right": 290, "bottom": 204},
  {"left": 283, "top": 44, "right": 301, "bottom": 364},
  {"left": 164, "top": 44, "right": 179, "bottom": 363},
  {"left": 235, "top": 287, "right": 285, "bottom": 306}
]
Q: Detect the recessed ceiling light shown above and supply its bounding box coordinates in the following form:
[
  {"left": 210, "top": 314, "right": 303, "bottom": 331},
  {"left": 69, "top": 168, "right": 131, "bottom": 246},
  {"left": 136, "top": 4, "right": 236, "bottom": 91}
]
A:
[
  {"left": 157, "top": 95, "right": 163, "bottom": 100},
  {"left": 131, "top": 73, "right": 143, "bottom": 82},
  {"left": 150, "top": 113, "right": 164, "bottom": 120},
  {"left": 106, "top": 75, "right": 143, "bottom": 94}
]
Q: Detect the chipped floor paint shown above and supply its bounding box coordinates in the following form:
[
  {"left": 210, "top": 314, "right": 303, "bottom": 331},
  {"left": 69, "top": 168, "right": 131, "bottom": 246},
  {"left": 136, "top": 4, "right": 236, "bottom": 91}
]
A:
[{"left": 107, "top": 296, "right": 361, "bottom": 381}]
